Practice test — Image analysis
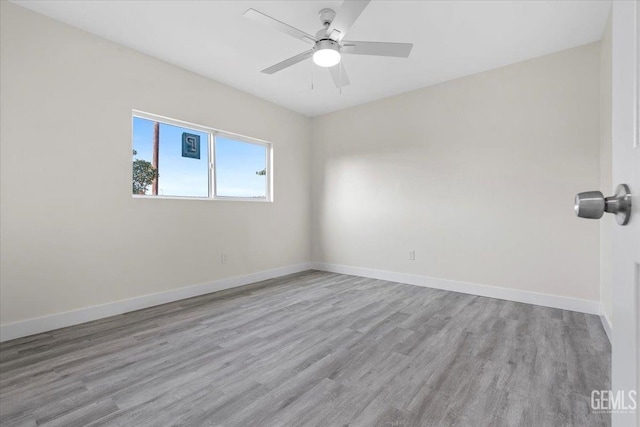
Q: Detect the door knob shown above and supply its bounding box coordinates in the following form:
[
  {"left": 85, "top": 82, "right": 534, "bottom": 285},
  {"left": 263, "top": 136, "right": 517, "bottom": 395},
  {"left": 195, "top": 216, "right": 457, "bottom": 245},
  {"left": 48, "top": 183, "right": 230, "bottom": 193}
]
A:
[{"left": 575, "top": 184, "right": 632, "bottom": 225}]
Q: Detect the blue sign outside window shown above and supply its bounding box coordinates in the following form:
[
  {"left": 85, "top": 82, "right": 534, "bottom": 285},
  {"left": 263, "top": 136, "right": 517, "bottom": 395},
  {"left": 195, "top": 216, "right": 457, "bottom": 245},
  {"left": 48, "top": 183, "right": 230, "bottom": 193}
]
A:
[{"left": 182, "top": 132, "right": 201, "bottom": 159}]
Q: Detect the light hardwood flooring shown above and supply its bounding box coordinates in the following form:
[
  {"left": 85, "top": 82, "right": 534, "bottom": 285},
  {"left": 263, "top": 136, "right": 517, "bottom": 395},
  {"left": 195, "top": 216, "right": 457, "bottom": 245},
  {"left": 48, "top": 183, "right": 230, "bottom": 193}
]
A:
[{"left": 0, "top": 270, "right": 611, "bottom": 426}]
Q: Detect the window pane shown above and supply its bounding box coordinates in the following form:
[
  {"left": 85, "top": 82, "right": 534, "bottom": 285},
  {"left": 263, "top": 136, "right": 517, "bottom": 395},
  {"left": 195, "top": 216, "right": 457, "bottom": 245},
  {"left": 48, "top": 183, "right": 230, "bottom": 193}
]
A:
[
  {"left": 132, "top": 117, "right": 209, "bottom": 197},
  {"left": 215, "top": 136, "right": 267, "bottom": 198}
]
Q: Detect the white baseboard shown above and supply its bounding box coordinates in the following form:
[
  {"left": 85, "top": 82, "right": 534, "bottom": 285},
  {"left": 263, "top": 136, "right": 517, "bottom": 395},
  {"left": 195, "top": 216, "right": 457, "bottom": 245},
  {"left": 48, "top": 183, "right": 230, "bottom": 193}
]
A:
[
  {"left": 2, "top": 262, "right": 608, "bottom": 343},
  {"left": 0, "top": 263, "right": 312, "bottom": 342},
  {"left": 312, "top": 262, "right": 602, "bottom": 315},
  {"left": 600, "top": 309, "right": 613, "bottom": 343}
]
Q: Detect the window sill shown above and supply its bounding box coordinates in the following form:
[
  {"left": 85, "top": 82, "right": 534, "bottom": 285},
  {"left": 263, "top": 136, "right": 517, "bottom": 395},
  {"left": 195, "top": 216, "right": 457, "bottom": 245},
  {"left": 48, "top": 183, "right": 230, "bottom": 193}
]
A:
[{"left": 132, "top": 195, "right": 273, "bottom": 203}]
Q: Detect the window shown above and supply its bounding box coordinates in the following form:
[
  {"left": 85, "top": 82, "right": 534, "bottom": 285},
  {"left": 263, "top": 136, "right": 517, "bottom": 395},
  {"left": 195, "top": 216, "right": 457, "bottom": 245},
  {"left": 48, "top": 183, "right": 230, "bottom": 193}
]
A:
[{"left": 132, "top": 111, "right": 272, "bottom": 201}]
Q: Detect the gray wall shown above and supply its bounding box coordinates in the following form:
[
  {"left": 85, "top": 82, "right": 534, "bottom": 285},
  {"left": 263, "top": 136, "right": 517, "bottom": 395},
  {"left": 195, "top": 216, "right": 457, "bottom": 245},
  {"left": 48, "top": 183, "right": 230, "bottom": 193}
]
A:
[
  {"left": 311, "top": 43, "right": 601, "bottom": 301},
  {"left": 0, "top": 2, "right": 312, "bottom": 325}
]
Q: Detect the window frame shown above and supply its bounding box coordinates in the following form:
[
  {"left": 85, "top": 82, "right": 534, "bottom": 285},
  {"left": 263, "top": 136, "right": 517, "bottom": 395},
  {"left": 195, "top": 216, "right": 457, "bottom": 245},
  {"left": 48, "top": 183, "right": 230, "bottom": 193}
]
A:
[{"left": 132, "top": 110, "right": 273, "bottom": 202}]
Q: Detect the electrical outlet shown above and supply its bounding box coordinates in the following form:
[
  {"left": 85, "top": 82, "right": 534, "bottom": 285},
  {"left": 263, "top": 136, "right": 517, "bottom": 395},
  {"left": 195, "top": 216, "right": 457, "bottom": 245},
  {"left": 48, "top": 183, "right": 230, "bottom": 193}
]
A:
[
  {"left": 221, "top": 253, "right": 228, "bottom": 264},
  {"left": 409, "top": 250, "right": 415, "bottom": 261}
]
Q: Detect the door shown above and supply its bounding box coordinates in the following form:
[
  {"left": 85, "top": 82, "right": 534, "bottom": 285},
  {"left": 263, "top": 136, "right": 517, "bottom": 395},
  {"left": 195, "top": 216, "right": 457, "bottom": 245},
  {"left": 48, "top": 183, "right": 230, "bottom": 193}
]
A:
[{"left": 612, "top": 1, "right": 640, "bottom": 426}]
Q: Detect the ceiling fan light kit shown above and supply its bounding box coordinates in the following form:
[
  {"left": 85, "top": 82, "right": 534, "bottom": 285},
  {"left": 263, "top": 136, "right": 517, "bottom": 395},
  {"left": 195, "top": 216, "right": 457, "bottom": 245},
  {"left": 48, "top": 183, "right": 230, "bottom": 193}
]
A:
[
  {"left": 313, "top": 40, "right": 341, "bottom": 67},
  {"left": 243, "top": 0, "right": 413, "bottom": 88}
]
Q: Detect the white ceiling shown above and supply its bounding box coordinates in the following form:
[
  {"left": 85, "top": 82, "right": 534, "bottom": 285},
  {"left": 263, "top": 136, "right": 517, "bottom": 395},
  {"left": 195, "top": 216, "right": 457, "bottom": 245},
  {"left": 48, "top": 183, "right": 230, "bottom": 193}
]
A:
[{"left": 13, "top": 0, "right": 611, "bottom": 117}]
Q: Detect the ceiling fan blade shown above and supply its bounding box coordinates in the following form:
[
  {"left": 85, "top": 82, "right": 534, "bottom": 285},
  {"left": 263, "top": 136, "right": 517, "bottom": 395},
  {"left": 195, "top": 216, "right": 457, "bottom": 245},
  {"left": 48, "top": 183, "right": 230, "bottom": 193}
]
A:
[
  {"left": 341, "top": 41, "right": 413, "bottom": 57},
  {"left": 244, "top": 9, "right": 316, "bottom": 44},
  {"left": 261, "top": 49, "right": 314, "bottom": 74},
  {"left": 328, "top": 63, "right": 350, "bottom": 88},
  {"left": 325, "top": 0, "right": 371, "bottom": 42}
]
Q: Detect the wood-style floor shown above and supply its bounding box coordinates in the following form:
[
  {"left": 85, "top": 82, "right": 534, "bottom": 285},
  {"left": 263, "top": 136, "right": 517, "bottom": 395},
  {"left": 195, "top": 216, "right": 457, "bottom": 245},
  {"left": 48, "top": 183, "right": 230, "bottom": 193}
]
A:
[{"left": 0, "top": 271, "right": 610, "bottom": 426}]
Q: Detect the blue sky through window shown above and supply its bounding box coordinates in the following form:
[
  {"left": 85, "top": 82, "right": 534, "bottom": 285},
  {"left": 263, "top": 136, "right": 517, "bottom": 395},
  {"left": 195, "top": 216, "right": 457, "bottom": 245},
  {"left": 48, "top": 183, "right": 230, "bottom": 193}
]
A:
[
  {"left": 133, "top": 117, "right": 267, "bottom": 198},
  {"left": 215, "top": 136, "right": 266, "bottom": 198}
]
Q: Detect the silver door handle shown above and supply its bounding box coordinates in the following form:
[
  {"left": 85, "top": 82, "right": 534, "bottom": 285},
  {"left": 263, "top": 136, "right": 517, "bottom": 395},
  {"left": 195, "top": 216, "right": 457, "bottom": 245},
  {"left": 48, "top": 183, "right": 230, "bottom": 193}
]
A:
[{"left": 574, "top": 184, "right": 632, "bottom": 225}]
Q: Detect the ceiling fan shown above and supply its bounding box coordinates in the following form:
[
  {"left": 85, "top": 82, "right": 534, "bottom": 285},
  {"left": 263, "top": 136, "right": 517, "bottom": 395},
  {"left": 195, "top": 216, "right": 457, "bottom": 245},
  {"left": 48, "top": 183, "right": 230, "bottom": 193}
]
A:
[{"left": 243, "top": 0, "right": 413, "bottom": 88}]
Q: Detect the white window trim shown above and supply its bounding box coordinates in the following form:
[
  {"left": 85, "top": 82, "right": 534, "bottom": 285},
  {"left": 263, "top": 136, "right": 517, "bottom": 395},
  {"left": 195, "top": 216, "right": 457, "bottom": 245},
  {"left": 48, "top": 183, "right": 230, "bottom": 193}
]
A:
[{"left": 132, "top": 110, "right": 273, "bottom": 202}]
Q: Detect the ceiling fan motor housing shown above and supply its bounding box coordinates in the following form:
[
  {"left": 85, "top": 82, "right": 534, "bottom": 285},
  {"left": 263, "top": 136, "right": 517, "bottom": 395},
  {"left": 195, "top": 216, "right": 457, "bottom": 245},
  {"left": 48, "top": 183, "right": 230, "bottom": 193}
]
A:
[{"left": 315, "top": 39, "right": 340, "bottom": 52}]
